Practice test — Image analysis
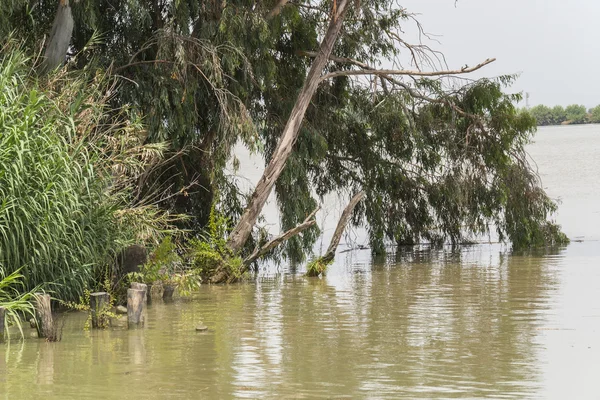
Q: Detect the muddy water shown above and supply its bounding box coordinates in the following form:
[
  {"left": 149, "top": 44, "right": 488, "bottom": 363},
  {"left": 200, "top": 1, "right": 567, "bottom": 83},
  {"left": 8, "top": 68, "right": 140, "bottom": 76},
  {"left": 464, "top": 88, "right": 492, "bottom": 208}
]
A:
[{"left": 1, "top": 125, "right": 600, "bottom": 399}]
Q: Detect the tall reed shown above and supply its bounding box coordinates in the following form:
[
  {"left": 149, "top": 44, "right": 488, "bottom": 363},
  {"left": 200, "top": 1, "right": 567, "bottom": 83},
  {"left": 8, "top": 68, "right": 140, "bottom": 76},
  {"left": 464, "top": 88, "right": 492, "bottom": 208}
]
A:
[{"left": 0, "top": 45, "right": 176, "bottom": 301}]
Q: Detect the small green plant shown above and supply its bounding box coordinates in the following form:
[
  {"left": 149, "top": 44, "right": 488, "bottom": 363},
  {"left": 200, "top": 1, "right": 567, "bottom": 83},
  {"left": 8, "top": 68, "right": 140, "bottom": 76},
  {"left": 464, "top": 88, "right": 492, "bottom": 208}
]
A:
[
  {"left": 188, "top": 206, "right": 246, "bottom": 283},
  {"left": 306, "top": 257, "right": 332, "bottom": 277},
  {"left": 61, "top": 277, "right": 117, "bottom": 330},
  {"left": 0, "top": 268, "right": 38, "bottom": 339},
  {"left": 131, "top": 237, "right": 181, "bottom": 285}
]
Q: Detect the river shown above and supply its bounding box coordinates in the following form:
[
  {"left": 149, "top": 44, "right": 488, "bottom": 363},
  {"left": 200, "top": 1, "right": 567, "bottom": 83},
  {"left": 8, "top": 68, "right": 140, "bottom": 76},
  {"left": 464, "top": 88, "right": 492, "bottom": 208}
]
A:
[{"left": 1, "top": 125, "right": 599, "bottom": 399}]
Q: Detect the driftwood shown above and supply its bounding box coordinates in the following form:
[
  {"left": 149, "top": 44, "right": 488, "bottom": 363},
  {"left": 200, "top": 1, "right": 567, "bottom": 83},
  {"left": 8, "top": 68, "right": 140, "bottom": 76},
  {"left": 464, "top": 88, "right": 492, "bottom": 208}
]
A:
[{"left": 243, "top": 208, "right": 319, "bottom": 266}]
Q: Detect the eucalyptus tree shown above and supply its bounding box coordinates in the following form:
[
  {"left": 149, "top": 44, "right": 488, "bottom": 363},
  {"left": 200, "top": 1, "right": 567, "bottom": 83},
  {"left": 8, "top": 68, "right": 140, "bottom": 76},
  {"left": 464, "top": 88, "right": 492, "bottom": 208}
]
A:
[{"left": 1, "top": 0, "right": 567, "bottom": 277}]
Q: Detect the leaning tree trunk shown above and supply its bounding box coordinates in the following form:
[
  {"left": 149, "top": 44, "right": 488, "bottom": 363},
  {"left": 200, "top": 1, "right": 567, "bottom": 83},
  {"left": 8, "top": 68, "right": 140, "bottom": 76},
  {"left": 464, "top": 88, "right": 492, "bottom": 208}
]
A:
[
  {"left": 226, "top": 0, "right": 351, "bottom": 253},
  {"left": 41, "top": 0, "right": 74, "bottom": 73},
  {"left": 321, "top": 191, "right": 365, "bottom": 264},
  {"left": 306, "top": 191, "right": 365, "bottom": 277}
]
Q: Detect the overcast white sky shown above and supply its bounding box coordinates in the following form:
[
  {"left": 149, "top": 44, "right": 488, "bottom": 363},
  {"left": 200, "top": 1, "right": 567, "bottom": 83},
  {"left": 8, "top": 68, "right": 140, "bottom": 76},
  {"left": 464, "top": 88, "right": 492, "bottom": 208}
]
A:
[{"left": 400, "top": 0, "right": 599, "bottom": 108}]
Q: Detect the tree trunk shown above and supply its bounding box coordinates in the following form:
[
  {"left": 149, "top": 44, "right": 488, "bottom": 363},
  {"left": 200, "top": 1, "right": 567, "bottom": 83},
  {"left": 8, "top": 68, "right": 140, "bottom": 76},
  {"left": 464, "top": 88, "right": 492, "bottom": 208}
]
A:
[
  {"left": 89, "top": 292, "right": 110, "bottom": 329},
  {"left": 35, "top": 293, "right": 55, "bottom": 340},
  {"left": 41, "top": 0, "right": 74, "bottom": 73},
  {"left": 226, "top": 0, "right": 351, "bottom": 253},
  {"left": 127, "top": 289, "right": 146, "bottom": 328},
  {"left": 321, "top": 191, "right": 365, "bottom": 263}
]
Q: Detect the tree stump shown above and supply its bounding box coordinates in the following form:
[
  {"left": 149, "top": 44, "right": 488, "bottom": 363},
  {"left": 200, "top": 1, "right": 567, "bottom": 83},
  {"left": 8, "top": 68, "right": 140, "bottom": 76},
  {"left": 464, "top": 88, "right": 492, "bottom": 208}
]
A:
[
  {"left": 130, "top": 282, "right": 149, "bottom": 305},
  {"left": 89, "top": 292, "right": 110, "bottom": 329},
  {"left": 35, "top": 293, "right": 55, "bottom": 340},
  {"left": 162, "top": 284, "right": 175, "bottom": 300},
  {"left": 127, "top": 289, "right": 145, "bottom": 328},
  {"left": 0, "top": 307, "right": 5, "bottom": 341}
]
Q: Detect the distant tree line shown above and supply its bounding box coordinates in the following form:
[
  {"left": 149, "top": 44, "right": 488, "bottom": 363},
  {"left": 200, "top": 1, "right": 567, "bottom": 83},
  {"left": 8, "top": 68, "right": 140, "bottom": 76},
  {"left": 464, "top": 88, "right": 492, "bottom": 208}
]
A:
[{"left": 528, "top": 104, "right": 600, "bottom": 126}]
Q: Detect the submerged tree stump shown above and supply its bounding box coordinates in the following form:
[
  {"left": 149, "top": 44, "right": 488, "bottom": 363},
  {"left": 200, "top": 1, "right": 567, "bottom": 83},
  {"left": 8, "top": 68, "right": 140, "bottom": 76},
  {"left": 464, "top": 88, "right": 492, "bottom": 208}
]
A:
[
  {"left": 89, "top": 292, "right": 110, "bottom": 329},
  {"left": 0, "top": 307, "right": 5, "bottom": 341},
  {"left": 162, "top": 284, "right": 175, "bottom": 300},
  {"left": 131, "top": 282, "right": 149, "bottom": 305},
  {"left": 127, "top": 289, "right": 146, "bottom": 328},
  {"left": 35, "top": 293, "right": 55, "bottom": 340}
]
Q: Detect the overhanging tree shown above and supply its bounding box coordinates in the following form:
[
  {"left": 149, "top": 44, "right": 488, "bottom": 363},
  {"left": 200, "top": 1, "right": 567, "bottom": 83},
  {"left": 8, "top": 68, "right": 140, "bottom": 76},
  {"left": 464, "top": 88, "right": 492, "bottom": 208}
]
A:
[{"left": 1, "top": 1, "right": 568, "bottom": 281}]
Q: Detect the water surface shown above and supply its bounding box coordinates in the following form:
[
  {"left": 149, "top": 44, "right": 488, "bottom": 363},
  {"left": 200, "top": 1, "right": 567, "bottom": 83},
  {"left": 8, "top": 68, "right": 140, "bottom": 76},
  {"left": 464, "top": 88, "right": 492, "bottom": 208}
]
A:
[{"left": 1, "top": 125, "right": 600, "bottom": 399}]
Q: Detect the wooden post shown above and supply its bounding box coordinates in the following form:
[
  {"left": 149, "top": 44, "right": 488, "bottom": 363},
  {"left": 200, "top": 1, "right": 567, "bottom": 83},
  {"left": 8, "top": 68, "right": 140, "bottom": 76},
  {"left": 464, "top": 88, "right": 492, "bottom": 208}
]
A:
[
  {"left": 35, "top": 293, "right": 54, "bottom": 339},
  {"left": 127, "top": 289, "right": 145, "bottom": 328},
  {"left": 162, "top": 284, "right": 175, "bottom": 300},
  {"left": 130, "top": 282, "right": 149, "bottom": 305},
  {"left": 0, "top": 307, "right": 5, "bottom": 341},
  {"left": 89, "top": 292, "right": 110, "bottom": 329}
]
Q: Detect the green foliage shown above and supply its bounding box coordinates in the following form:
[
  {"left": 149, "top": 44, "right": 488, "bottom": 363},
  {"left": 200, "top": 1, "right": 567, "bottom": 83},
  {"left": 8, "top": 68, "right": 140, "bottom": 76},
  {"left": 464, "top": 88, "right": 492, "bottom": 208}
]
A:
[
  {"left": 0, "top": 2, "right": 567, "bottom": 264},
  {"left": 589, "top": 105, "right": 600, "bottom": 124},
  {"left": 529, "top": 104, "right": 553, "bottom": 126},
  {"left": 61, "top": 277, "right": 117, "bottom": 330},
  {"left": 551, "top": 106, "right": 567, "bottom": 124},
  {"left": 188, "top": 207, "right": 245, "bottom": 282},
  {"left": 0, "top": 267, "right": 37, "bottom": 339},
  {"left": 305, "top": 258, "right": 332, "bottom": 277},
  {"left": 129, "top": 236, "right": 201, "bottom": 296},
  {"left": 565, "top": 104, "right": 587, "bottom": 124},
  {"left": 0, "top": 45, "right": 176, "bottom": 301},
  {"left": 529, "top": 103, "right": 591, "bottom": 126},
  {"left": 132, "top": 237, "right": 181, "bottom": 284}
]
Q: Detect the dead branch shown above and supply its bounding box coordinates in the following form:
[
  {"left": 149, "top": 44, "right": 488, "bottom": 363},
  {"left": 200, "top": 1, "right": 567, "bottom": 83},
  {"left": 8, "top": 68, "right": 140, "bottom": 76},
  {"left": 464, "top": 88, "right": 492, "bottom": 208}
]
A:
[
  {"left": 319, "top": 58, "right": 496, "bottom": 82},
  {"left": 243, "top": 207, "right": 319, "bottom": 266},
  {"left": 298, "top": 50, "right": 480, "bottom": 119}
]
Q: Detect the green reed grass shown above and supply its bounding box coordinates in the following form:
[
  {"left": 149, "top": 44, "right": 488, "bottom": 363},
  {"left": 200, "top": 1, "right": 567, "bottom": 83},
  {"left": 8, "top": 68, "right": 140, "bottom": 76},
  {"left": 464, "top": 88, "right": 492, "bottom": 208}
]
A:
[{"left": 0, "top": 45, "right": 177, "bottom": 302}]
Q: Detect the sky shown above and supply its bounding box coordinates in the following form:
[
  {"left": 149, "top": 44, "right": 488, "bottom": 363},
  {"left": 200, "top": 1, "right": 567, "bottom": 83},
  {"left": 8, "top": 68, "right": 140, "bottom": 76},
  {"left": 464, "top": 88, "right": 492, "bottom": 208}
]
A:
[{"left": 400, "top": 0, "right": 600, "bottom": 108}]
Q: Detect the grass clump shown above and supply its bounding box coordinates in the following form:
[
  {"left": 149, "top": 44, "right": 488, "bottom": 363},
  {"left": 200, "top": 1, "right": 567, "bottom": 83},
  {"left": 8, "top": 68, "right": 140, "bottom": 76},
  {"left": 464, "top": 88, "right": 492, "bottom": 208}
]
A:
[{"left": 306, "top": 257, "right": 332, "bottom": 277}]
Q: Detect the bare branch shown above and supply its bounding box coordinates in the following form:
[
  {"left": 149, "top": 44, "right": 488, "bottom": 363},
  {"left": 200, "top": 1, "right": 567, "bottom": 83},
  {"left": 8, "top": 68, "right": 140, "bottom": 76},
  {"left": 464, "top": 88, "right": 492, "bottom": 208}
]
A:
[
  {"left": 243, "top": 207, "right": 319, "bottom": 265},
  {"left": 320, "top": 58, "right": 496, "bottom": 82},
  {"left": 266, "top": 0, "right": 290, "bottom": 19}
]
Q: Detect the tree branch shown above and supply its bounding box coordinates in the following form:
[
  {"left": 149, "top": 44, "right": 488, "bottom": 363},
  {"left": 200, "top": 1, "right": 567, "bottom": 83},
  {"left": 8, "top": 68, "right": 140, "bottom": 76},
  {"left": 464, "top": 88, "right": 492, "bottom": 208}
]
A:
[
  {"left": 266, "top": 0, "right": 290, "bottom": 19},
  {"left": 243, "top": 207, "right": 319, "bottom": 266},
  {"left": 319, "top": 58, "right": 496, "bottom": 82}
]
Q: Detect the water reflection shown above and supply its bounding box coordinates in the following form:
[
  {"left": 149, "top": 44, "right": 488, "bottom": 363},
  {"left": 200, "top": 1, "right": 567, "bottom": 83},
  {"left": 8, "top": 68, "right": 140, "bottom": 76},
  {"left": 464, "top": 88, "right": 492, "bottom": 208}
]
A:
[{"left": 0, "top": 247, "right": 567, "bottom": 399}]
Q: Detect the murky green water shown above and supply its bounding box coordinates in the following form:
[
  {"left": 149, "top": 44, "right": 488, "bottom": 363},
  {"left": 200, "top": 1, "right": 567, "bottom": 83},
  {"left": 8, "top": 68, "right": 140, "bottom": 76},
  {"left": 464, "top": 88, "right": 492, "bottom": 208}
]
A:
[{"left": 2, "top": 126, "right": 600, "bottom": 399}]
